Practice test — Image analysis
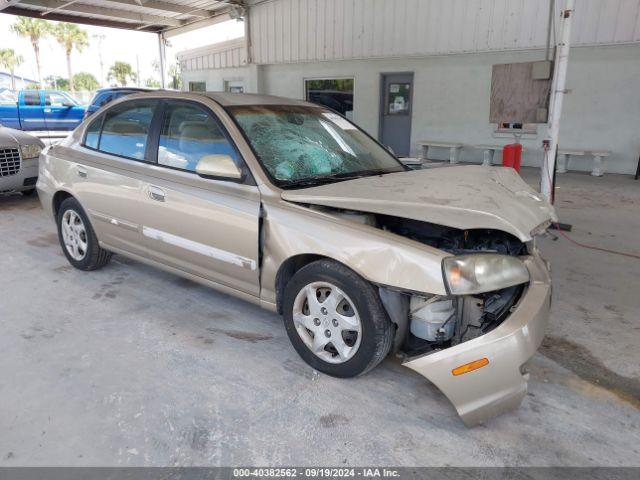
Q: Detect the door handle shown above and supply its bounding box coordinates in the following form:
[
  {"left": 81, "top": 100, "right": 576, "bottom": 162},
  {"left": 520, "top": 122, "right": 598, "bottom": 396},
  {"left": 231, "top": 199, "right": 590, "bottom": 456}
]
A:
[
  {"left": 147, "top": 185, "right": 166, "bottom": 202},
  {"left": 77, "top": 166, "right": 87, "bottom": 178},
  {"left": 43, "top": 108, "right": 52, "bottom": 113}
]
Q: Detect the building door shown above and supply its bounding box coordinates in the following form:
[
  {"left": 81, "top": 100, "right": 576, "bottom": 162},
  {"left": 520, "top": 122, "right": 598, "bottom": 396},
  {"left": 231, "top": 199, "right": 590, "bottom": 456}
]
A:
[{"left": 379, "top": 73, "right": 413, "bottom": 157}]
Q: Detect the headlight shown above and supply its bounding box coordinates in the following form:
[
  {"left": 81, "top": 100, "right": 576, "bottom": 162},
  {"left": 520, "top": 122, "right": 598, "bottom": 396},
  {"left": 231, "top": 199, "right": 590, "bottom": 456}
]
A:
[
  {"left": 443, "top": 254, "right": 529, "bottom": 295},
  {"left": 20, "top": 144, "right": 42, "bottom": 159}
]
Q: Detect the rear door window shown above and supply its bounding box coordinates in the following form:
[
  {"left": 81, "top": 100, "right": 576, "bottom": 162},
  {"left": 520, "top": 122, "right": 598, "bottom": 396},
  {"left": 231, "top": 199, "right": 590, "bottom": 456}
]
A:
[
  {"left": 23, "top": 91, "right": 40, "bottom": 106},
  {"left": 99, "top": 100, "right": 157, "bottom": 161}
]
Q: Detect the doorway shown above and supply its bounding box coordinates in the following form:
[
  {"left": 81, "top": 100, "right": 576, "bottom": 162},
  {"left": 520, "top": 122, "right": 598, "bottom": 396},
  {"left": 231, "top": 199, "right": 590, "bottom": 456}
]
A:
[{"left": 379, "top": 73, "right": 414, "bottom": 157}]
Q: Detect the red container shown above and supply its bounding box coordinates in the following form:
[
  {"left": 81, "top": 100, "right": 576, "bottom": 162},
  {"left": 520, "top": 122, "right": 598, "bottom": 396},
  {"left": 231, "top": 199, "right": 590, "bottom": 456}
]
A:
[{"left": 502, "top": 143, "right": 522, "bottom": 172}]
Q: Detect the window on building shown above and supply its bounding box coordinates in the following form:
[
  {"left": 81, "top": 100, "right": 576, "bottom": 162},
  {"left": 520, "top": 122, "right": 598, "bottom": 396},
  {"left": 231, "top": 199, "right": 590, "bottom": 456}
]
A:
[
  {"left": 188, "top": 81, "right": 206, "bottom": 92},
  {"left": 305, "top": 78, "right": 354, "bottom": 120},
  {"left": 99, "top": 100, "right": 157, "bottom": 160},
  {"left": 157, "top": 102, "right": 238, "bottom": 172}
]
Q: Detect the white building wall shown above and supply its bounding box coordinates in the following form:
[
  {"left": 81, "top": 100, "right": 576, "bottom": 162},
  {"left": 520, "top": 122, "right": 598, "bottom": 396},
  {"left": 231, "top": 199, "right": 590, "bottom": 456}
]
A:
[
  {"left": 249, "top": 0, "right": 640, "bottom": 64},
  {"left": 258, "top": 44, "right": 640, "bottom": 175}
]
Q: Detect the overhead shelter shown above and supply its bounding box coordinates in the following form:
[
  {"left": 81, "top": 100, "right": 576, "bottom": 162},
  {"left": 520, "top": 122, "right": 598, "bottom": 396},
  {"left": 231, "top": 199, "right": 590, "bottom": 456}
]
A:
[{"left": 0, "top": 0, "right": 247, "bottom": 86}]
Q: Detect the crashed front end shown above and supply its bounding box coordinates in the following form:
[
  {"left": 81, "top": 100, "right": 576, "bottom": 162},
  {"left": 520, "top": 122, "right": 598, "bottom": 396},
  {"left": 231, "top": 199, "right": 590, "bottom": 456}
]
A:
[{"left": 397, "top": 252, "right": 550, "bottom": 426}]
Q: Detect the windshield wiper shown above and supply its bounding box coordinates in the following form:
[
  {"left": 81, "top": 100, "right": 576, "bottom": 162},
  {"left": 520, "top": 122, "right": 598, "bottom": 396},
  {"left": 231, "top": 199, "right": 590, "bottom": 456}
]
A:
[{"left": 280, "top": 168, "right": 396, "bottom": 189}]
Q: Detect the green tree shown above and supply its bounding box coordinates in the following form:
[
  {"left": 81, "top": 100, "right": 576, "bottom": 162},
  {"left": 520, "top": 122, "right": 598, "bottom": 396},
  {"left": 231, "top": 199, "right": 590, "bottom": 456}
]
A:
[
  {"left": 44, "top": 75, "right": 69, "bottom": 90},
  {"left": 72, "top": 72, "right": 99, "bottom": 91},
  {"left": 107, "top": 61, "right": 136, "bottom": 87},
  {"left": 145, "top": 77, "right": 160, "bottom": 88},
  {"left": 168, "top": 63, "right": 181, "bottom": 90},
  {"left": 0, "top": 48, "right": 24, "bottom": 90},
  {"left": 51, "top": 23, "right": 89, "bottom": 94},
  {"left": 11, "top": 17, "right": 49, "bottom": 86}
]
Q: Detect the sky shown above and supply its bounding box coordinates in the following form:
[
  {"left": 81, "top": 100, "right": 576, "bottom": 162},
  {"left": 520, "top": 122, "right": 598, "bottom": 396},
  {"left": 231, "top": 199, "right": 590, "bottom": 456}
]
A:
[{"left": 0, "top": 12, "right": 244, "bottom": 87}]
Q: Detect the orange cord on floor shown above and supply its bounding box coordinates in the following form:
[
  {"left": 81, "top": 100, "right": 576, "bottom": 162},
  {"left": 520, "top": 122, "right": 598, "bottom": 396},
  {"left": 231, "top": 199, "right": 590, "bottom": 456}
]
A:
[{"left": 541, "top": 149, "right": 640, "bottom": 261}]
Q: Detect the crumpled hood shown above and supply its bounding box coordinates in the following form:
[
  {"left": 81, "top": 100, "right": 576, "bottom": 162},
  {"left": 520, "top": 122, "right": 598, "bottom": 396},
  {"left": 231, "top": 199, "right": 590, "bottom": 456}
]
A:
[{"left": 281, "top": 165, "right": 557, "bottom": 241}]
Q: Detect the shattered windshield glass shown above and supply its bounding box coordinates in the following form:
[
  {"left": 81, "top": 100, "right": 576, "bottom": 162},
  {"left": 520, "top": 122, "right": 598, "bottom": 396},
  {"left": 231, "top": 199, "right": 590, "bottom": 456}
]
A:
[{"left": 227, "top": 105, "right": 405, "bottom": 188}]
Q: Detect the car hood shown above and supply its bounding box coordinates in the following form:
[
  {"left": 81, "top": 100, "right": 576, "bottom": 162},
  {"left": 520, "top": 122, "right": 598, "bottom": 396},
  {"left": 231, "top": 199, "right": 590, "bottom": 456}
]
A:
[
  {"left": 281, "top": 165, "right": 557, "bottom": 241},
  {"left": 0, "top": 125, "right": 45, "bottom": 147}
]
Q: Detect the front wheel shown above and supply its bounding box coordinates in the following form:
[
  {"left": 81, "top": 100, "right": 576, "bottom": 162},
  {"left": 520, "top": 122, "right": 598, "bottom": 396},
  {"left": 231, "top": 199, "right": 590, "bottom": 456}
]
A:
[
  {"left": 282, "top": 259, "right": 395, "bottom": 378},
  {"left": 57, "top": 197, "right": 112, "bottom": 271}
]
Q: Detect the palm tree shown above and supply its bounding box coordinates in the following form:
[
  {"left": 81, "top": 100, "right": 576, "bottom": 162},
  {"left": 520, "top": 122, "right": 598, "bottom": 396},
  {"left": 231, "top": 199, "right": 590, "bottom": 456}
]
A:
[
  {"left": 51, "top": 23, "right": 88, "bottom": 94},
  {"left": 107, "top": 61, "right": 136, "bottom": 87},
  {"left": 10, "top": 17, "right": 49, "bottom": 87},
  {"left": 0, "top": 49, "right": 24, "bottom": 90}
]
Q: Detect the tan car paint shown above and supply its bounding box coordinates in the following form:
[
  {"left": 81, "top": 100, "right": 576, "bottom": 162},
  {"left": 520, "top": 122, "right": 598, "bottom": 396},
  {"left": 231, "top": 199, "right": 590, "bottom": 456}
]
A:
[
  {"left": 282, "top": 165, "right": 557, "bottom": 242},
  {"left": 37, "top": 91, "right": 554, "bottom": 426}
]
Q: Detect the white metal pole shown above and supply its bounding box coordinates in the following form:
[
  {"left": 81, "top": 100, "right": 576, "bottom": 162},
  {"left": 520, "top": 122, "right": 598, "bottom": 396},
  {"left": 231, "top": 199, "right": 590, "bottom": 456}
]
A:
[
  {"left": 541, "top": 0, "right": 575, "bottom": 202},
  {"left": 158, "top": 32, "right": 167, "bottom": 89}
]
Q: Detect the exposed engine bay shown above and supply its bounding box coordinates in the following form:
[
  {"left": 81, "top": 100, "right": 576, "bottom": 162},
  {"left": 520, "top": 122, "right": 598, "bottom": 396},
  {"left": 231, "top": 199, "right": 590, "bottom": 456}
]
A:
[{"left": 317, "top": 206, "right": 529, "bottom": 357}]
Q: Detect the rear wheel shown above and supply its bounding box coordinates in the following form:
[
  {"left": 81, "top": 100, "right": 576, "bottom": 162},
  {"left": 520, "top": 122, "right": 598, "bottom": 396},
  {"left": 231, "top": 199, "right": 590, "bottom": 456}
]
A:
[
  {"left": 282, "top": 259, "right": 394, "bottom": 378},
  {"left": 57, "top": 197, "right": 111, "bottom": 271}
]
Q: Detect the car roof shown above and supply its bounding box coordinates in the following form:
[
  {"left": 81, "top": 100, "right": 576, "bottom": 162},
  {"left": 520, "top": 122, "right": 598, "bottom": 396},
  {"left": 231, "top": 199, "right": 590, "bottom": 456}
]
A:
[{"left": 119, "top": 90, "right": 315, "bottom": 108}]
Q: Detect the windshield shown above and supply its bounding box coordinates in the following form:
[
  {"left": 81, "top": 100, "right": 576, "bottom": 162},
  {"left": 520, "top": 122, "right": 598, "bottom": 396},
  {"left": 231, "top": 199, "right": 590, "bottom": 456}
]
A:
[{"left": 227, "top": 105, "right": 405, "bottom": 188}]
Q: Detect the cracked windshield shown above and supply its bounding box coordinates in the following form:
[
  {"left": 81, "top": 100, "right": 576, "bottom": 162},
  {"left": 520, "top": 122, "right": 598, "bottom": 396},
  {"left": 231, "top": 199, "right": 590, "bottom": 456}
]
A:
[{"left": 228, "top": 105, "right": 405, "bottom": 187}]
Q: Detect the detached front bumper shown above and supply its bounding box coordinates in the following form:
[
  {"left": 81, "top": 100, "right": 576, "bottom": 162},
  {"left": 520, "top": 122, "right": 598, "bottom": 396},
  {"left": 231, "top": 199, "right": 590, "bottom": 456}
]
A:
[{"left": 403, "top": 254, "right": 551, "bottom": 426}]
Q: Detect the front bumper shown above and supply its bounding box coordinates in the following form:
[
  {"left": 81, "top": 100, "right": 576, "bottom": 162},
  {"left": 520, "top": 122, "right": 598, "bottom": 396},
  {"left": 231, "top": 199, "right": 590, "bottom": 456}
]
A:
[
  {"left": 403, "top": 253, "right": 551, "bottom": 426},
  {"left": 0, "top": 157, "right": 39, "bottom": 193}
]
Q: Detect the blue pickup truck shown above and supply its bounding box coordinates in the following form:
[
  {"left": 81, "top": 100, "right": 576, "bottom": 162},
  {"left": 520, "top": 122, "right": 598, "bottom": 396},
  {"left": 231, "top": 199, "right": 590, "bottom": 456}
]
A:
[{"left": 0, "top": 90, "right": 86, "bottom": 131}]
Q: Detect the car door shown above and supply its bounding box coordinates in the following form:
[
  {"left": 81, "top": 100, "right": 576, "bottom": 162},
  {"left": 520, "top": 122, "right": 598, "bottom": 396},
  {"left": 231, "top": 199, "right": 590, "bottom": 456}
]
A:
[
  {"left": 139, "top": 99, "right": 261, "bottom": 297},
  {"left": 72, "top": 98, "right": 160, "bottom": 259},
  {"left": 44, "top": 91, "right": 82, "bottom": 130},
  {"left": 19, "top": 90, "right": 46, "bottom": 131}
]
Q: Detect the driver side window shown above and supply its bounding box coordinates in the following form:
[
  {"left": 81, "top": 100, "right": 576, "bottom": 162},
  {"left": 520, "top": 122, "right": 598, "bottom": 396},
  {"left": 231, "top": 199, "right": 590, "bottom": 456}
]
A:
[{"left": 157, "top": 102, "right": 239, "bottom": 173}]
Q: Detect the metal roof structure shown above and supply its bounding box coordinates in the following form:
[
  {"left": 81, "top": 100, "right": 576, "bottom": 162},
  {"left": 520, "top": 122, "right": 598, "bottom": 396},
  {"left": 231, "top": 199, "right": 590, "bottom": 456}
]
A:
[{"left": 0, "top": 0, "right": 245, "bottom": 35}]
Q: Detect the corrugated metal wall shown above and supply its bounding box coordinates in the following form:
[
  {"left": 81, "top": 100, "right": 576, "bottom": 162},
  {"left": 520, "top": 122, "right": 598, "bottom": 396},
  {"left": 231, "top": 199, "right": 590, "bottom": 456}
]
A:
[
  {"left": 248, "top": 0, "right": 640, "bottom": 65},
  {"left": 178, "top": 38, "right": 247, "bottom": 71}
]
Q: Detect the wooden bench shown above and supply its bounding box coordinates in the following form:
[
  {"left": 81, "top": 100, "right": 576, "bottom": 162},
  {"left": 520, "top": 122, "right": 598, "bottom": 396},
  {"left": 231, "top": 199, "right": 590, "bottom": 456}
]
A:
[
  {"left": 557, "top": 148, "right": 611, "bottom": 176},
  {"left": 417, "top": 141, "right": 463, "bottom": 164}
]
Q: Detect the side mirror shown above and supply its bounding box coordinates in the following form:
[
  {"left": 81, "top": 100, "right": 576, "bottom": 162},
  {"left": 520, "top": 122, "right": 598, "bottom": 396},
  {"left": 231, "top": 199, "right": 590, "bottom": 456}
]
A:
[
  {"left": 196, "top": 154, "right": 244, "bottom": 181},
  {"left": 62, "top": 101, "right": 74, "bottom": 107}
]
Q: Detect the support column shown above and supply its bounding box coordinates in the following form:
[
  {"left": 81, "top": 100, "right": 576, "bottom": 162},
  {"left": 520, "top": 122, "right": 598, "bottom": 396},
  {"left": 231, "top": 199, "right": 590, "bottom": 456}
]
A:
[
  {"left": 541, "top": 0, "right": 575, "bottom": 202},
  {"left": 158, "top": 32, "right": 166, "bottom": 89}
]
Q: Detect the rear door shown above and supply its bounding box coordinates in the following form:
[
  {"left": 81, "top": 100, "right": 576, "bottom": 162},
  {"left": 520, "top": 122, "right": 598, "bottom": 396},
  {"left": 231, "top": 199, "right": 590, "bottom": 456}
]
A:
[
  {"left": 72, "top": 98, "right": 160, "bottom": 258},
  {"left": 139, "top": 100, "right": 261, "bottom": 296},
  {"left": 18, "top": 91, "right": 46, "bottom": 130}
]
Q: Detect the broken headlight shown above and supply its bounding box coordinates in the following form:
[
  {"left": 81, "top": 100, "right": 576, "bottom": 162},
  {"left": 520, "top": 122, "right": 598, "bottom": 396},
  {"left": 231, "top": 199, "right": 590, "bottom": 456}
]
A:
[{"left": 442, "top": 254, "right": 529, "bottom": 295}]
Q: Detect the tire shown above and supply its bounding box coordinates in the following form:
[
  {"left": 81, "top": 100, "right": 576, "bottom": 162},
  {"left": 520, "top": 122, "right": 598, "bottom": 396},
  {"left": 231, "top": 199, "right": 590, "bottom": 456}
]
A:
[
  {"left": 56, "top": 197, "right": 112, "bottom": 271},
  {"left": 282, "top": 259, "right": 395, "bottom": 378},
  {"left": 22, "top": 189, "right": 36, "bottom": 197}
]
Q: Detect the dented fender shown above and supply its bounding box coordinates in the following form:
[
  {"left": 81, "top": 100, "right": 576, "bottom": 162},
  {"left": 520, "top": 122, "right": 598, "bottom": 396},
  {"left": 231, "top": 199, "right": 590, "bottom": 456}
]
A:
[{"left": 259, "top": 198, "right": 449, "bottom": 308}]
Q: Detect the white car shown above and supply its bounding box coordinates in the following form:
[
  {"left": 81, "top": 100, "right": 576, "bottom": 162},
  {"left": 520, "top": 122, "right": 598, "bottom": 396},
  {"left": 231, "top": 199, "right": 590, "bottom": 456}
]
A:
[{"left": 0, "top": 124, "right": 44, "bottom": 196}]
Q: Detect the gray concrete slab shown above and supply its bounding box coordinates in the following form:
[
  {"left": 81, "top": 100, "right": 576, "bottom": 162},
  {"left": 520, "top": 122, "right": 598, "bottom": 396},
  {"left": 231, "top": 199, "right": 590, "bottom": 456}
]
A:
[{"left": 0, "top": 168, "right": 638, "bottom": 466}]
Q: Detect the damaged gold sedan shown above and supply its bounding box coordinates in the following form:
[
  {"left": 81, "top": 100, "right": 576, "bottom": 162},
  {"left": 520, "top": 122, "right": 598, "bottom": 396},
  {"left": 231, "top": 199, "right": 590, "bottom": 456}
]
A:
[{"left": 37, "top": 92, "right": 556, "bottom": 426}]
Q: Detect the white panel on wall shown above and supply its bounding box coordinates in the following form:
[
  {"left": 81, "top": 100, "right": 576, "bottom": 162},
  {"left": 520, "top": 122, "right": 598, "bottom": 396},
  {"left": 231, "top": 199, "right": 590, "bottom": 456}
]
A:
[{"left": 247, "top": 0, "right": 640, "bottom": 65}]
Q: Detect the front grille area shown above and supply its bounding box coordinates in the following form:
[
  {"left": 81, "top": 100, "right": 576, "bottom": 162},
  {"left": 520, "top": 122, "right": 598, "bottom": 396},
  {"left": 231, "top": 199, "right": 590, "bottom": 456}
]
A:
[{"left": 0, "top": 148, "right": 21, "bottom": 177}]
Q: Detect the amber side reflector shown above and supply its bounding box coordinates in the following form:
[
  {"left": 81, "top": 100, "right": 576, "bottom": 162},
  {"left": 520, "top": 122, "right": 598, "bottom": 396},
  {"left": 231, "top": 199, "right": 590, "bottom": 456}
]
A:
[{"left": 452, "top": 358, "right": 489, "bottom": 376}]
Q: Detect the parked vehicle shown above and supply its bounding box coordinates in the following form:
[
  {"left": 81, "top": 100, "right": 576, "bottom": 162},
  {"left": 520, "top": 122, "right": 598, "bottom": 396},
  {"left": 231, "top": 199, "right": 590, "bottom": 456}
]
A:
[
  {"left": 84, "top": 87, "right": 152, "bottom": 120},
  {"left": 37, "top": 92, "right": 556, "bottom": 426},
  {"left": 0, "top": 90, "right": 86, "bottom": 131},
  {"left": 0, "top": 123, "right": 44, "bottom": 195}
]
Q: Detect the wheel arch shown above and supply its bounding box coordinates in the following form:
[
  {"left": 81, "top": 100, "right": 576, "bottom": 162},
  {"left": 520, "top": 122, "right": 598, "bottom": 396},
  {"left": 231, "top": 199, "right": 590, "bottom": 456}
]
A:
[{"left": 52, "top": 190, "right": 75, "bottom": 217}]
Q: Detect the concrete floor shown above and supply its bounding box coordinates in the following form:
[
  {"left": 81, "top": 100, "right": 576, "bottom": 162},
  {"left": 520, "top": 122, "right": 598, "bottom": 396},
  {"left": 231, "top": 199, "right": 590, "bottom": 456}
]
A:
[{"left": 0, "top": 168, "right": 638, "bottom": 466}]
